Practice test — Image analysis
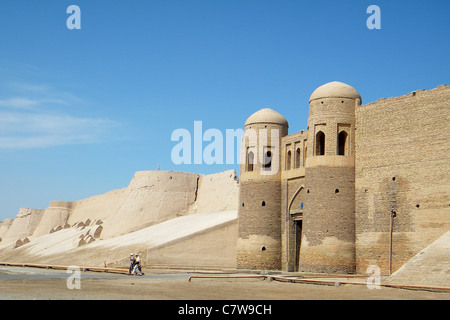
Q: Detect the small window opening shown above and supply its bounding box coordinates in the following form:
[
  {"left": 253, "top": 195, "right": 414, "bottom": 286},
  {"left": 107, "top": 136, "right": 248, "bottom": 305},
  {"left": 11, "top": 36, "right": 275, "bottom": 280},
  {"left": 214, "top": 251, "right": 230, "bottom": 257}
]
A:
[
  {"left": 338, "top": 131, "right": 348, "bottom": 156},
  {"left": 316, "top": 131, "right": 325, "bottom": 156},
  {"left": 261, "top": 246, "right": 266, "bottom": 251},
  {"left": 286, "top": 150, "right": 291, "bottom": 170},
  {"left": 335, "top": 189, "right": 339, "bottom": 194},
  {"left": 295, "top": 148, "right": 301, "bottom": 168},
  {"left": 261, "top": 201, "right": 266, "bottom": 207},
  {"left": 247, "top": 151, "right": 254, "bottom": 172},
  {"left": 416, "top": 204, "right": 420, "bottom": 208},
  {"left": 242, "top": 202, "right": 245, "bottom": 207},
  {"left": 263, "top": 151, "right": 272, "bottom": 170},
  {"left": 392, "top": 177, "right": 396, "bottom": 181}
]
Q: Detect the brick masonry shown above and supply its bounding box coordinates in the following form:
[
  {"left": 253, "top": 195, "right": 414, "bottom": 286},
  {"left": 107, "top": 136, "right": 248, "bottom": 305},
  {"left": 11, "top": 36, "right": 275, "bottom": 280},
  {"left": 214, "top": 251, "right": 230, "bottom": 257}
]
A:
[
  {"left": 237, "top": 83, "right": 449, "bottom": 276},
  {"left": 355, "top": 85, "right": 450, "bottom": 274},
  {"left": 300, "top": 166, "right": 356, "bottom": 274}
]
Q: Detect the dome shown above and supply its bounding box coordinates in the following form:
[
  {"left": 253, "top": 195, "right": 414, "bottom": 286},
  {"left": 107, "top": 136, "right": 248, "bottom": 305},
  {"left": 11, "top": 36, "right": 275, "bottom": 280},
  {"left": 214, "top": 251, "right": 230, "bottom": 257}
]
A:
[
  {"left": 245, "top": 108, "right": 288, "bottom": 127},
  {"left": 309, "top": 81, "right": 361, "bottom": 103}
]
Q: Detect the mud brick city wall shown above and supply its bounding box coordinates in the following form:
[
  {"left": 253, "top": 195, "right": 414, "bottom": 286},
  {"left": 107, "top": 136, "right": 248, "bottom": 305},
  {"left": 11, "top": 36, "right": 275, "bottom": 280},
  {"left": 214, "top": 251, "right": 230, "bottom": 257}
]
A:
[{"left": 355, "top": 85, "right": 450, "bottom": 274}]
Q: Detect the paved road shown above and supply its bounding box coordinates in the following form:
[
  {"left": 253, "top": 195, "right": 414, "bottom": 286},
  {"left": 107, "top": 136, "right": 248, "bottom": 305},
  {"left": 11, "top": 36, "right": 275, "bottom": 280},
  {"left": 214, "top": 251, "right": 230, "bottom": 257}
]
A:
[
  {"left": 0, "top": 266, "right": 128, "bottom": 279},
  {"left": 0, "top": 265, "right": 188, "bottom": 280},
  {"left": 1, "top": 266, "right": 449, "bottom": 300}
]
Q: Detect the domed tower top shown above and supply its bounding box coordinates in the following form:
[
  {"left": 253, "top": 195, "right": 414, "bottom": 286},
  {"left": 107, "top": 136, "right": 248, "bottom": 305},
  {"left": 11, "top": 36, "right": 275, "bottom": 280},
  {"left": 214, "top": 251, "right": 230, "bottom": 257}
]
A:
[
  {"left": 240, "top": 107, "right": 287, "bottom": 180},
  {"left": 245, "top": 108, "right": 289, "bottom": 128},
  {"left": 309, "top": 81, "right": 361, "bottom": 104}
]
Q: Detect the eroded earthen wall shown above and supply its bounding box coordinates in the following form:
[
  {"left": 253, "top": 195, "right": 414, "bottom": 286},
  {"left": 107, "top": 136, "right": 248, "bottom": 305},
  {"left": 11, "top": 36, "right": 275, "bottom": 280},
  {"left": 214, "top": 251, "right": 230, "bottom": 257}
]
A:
[
  {"left": 32, "top": 201, "right": 72, "bottom": 237},
  {"left": 2, "top": 208, "right": 44, "bottom": 243}
]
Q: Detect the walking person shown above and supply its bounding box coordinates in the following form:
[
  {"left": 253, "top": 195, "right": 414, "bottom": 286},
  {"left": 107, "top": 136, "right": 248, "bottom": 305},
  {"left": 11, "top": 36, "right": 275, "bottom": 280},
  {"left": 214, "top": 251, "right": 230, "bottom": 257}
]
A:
[
  {"left": 132, "top": 253, "right": 144, "bottom": 276},
  {"left": 128, "top": 253, "right": 136, "bottom": 275}
]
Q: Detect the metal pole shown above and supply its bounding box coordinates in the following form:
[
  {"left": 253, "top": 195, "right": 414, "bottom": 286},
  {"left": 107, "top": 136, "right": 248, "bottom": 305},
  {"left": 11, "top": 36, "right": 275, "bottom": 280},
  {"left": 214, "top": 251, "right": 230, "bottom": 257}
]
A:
[{"left": 389, "top": 210, "right": 396, "bottom": 275}]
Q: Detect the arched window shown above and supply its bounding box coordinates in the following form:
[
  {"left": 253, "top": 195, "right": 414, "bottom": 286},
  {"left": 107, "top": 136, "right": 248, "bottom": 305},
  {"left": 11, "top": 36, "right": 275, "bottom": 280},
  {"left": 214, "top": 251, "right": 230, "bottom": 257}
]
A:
[
  {"left": 263, "top": 150, "right": 272, "bottom": 170},
  {"left": 338, "top": 131, "right": 348, "bottom": 156},
  {"left": 316, "top": 131, "right": 325, "bottom": 156},
  {"left": 286, "top": 150, "right": 291, "bottom": 170},
  {"left": 295, "top": 148, "right": 301, "bottom": 168},
  {"left": 247, "top": 151, "right": 254, "bottom": 172}
]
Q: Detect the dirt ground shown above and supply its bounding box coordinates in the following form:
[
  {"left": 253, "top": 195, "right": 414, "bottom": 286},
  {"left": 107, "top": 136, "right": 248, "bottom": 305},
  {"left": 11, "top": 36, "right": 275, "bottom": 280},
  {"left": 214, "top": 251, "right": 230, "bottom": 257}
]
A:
[{"left": 0, "top": 267, "right": 449, "bottom": 301}]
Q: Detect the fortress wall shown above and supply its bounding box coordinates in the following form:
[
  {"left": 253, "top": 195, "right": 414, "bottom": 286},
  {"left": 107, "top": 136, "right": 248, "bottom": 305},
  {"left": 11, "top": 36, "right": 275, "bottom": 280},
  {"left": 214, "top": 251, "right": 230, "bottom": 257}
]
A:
[
  {"left": 148, "top": 220, "right": 238, "bottom": 268},
  {"left": 101, "top": 170, "right": 239, "bottom": 239},
  {"left": 100, "top": 171, "right": 201, "bottom": 239},
  {"left": 2, "top": 208, "right": 45, "bottom": 244},
  {"left": 189, "top": 170, "right": 239, "bottom": 214},
  {"left": 0, "top": 219, "right": 14, "bottom": 242},
  {"left": 32, "top": 201, "right": 72, "bottom": 237},
  {"left": 26, "top": 209, "right": 45, "bottom": 235},
  {"left": 7, "top": 170, "right": 239, "bottom": 249},
  {"left": 0, "top": 210, "right": 238, "bottom": 267},
  {"left": 355, "top": 85, "right": 450, "bottom": 274},
  {"left": 68, "top": 188, "right": 130, "bottom": 225}
]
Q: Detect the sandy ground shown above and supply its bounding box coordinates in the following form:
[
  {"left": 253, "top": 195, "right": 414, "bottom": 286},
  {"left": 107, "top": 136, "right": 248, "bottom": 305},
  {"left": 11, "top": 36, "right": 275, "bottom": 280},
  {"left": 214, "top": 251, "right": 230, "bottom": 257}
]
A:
[{"left": 0, "top": 266, "right": 449, "bottom": 301}]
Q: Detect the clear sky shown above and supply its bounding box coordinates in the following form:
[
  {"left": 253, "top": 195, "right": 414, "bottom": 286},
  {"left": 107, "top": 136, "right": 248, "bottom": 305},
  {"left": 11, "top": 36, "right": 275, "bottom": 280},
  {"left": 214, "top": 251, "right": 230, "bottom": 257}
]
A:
[{"left": 0, "top": 0, "right": 449, "bottom": 220}]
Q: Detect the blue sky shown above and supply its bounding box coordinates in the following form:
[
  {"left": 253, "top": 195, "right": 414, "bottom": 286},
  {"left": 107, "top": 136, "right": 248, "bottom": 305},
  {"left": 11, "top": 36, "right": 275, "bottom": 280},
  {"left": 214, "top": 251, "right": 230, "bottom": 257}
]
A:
[{"left": 0, "top": 0, "right": 449, "bottom": 220}]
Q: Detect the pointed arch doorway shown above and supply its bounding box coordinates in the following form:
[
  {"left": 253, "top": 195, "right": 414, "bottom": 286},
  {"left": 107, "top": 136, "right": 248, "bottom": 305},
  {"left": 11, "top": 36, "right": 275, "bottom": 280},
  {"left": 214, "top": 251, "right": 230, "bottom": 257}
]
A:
[{"left": 288, "top": 185, "right": 304, "bottom": 272}]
